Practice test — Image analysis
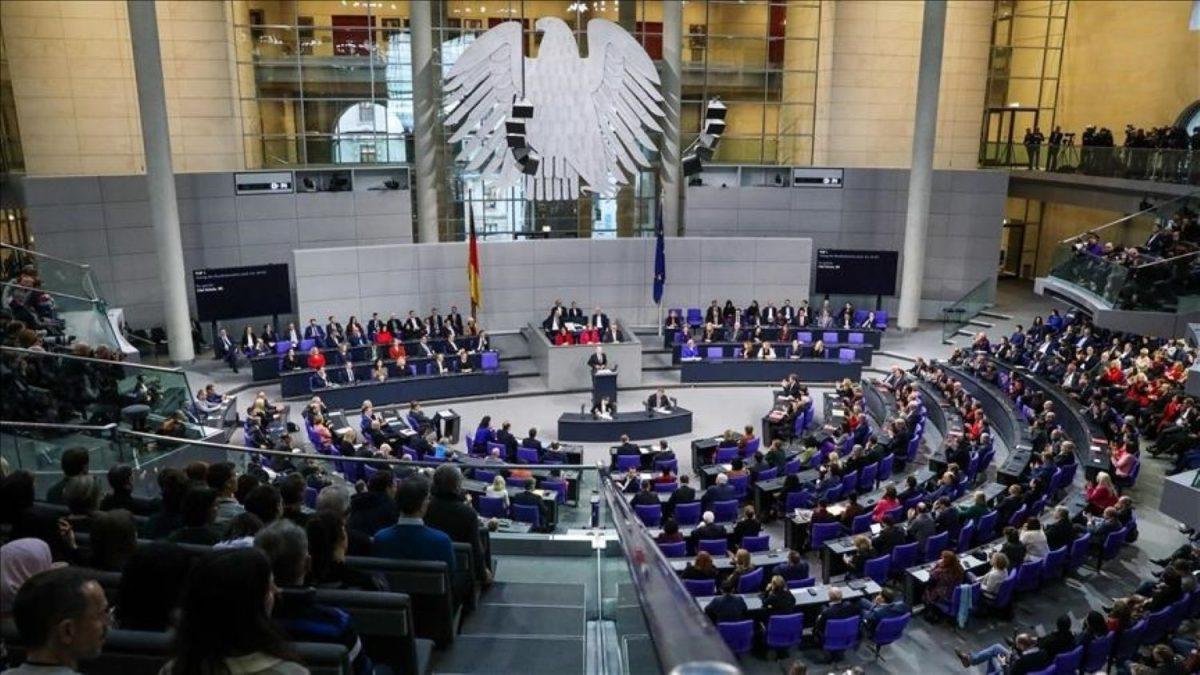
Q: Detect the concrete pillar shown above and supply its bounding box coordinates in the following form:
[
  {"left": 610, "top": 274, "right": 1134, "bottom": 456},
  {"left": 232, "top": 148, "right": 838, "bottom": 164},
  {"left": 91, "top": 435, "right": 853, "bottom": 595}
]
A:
[
  {"left": 127, "top": 0, "right": 194, "bottom": 364},
  {"left": 410, "top": 0, "right": 440, "bottom": 243},
  {"left": 896, "top": 0, "right": 947, "bottom": 331},
  {"left": 660, "top": 0, "right": 683, "bottom": 237}
]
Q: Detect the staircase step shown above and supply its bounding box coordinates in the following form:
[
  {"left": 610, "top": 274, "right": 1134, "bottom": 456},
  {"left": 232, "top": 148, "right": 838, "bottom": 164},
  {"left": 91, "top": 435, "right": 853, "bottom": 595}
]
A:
[
  {"left": 460, "top": 605, "right": 585, "bottom": 637},
  {"left": 978, "top": 309, "right": 1013, "bottom": 320},
  {"left": 431, "top": 635, "right": 583, "bottom": 674},
  {"left": 481, "top": 581, "right": 586, "bottom": 607},
  {"left": 876, "top": 350, "right": 918, "bottom": 363},
  {"left": 954, "top": 329, "right": 973, "bottom": 338},
  {"left": 967, "top": 319, "right": 995, "bottom": 328}
]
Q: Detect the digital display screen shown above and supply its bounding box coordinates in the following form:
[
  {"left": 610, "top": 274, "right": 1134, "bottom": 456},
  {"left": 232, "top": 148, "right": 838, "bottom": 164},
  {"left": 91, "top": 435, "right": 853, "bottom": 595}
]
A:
[
  {"left": 193, "top": 264, "right": 292, "bottom": 322},
  {"left": 814, "top": 249, "right": 899, "bottom": 296}
]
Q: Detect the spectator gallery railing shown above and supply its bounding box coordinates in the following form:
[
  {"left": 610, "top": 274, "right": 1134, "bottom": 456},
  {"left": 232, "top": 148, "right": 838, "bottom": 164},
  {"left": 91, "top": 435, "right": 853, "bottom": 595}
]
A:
[
  {"left": 985, "top": 142, "right": 1199, "bottom": 185},
  {"left": 1, "top": 281, "right": 124, "bottom": 352},
  {"left": 941, "top": 276, "right": 995, "bottom": 342},
  {"left": 1, "top": 242, "right": 105, "bottom": 302}
]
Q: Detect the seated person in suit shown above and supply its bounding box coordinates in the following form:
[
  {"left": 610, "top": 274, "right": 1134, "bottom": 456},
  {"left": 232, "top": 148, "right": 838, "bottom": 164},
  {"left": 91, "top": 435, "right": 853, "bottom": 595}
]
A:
[
  {"left": 332, "top": 343, "right": 351, "bottom": 365},
  {"left": 615, "top": 434, "right": 639, "bottom": 457},
  {"left": 431, "top": 353, "right": 449, "bottom": 375},
  {"left": 680, "top": 338, "right": 700, "bottom": 359},
  {"left": 631, "top": 481, "right": 660, "bottom": 507},
  {"left": 701, "top": 473, "right": 737, "bottom": 512},
  {"left": 474, "top": 330, "right": 492, "bottom": 353},
  {"left": 814, "top": 587, "right": 860, "bottom": 646},
  {"left": 602, "top": 324, "right": 621, "bottom": 343},
  {"left": 416, "top": 336, "right": 437, "bottom": 358},
  {"left": 303, "top": 318, "right": 325, "bottom": 342},
  {"left": 857, "top": 588, "right": 909, "bottom": 637},
  {"left": 705, "top": 578, "right": 748, "bottom": 624},
  {"left": 309, "top": 367, "right": 332, "bottom": 390},
  {"left": 336, "top": 361, "right": 356, "bottom": 385},
  {"left": 646, "top": 388, "right": 672, "bottom": 410},
  {"left": 592, "top": 396, "right": 615, "bottom": 419},
  {"left": 454, "top": 348, "right": 473, "bottom": 373},
  {"left": 495, "top": 421, "right": 520, "bottom": 460},
  {"left": 690, "top": 510, "right": 728, "bottom": 549},
  {"left": 281, "top": 347, "right": 302, "bottom": 371},
  {"left": 858, "top": 311, "right": 877, "bottom": 330},
  {"left": 521, "top": 428, "right": 544, "bottom": 459},
  {"left": 665, "top": 475, "right": 697, "bottom": 516},
  {"left": 511, "top": 478, "right": 552, "bottom": 529},
  {"left": 772, "top": 549, "right": 810, "bottom": 582},
  {"left": 393, "top": 354, "right": 410, "bottom": 377}
]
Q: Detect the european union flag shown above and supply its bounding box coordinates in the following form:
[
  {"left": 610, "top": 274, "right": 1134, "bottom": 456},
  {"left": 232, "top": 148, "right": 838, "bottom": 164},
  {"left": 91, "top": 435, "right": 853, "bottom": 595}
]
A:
[{"left": 653, "top": 197, "right": 665, "bottom": 305}]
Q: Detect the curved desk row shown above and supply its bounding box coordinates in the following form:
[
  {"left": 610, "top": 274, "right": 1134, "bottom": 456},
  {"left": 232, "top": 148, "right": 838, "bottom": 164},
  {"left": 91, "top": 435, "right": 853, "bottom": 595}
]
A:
[
  {"left": 862, "top": 381, "right": 896, "bottom": 427},
  {"left": 664, "top": 327, "right": 883, "bottom": 350},
  {"left": 250, "top": 336, "right": 484, "bottom": 382},
  {"left": 673, "top": 342, "right": 873, "bottom": 366},
  {"left": 916, "top": 379, "right": 965, "bottom": 473},
  {"left": 557, "top": 408, "right": 693, "bottom": 442},
  {"left": 941, "top": 364, "right": 1034, "bottom": 485},
  {"left": 990, "top": 359, "right": 1110, "bottom": 479},
  {"left": 306, "top": 370, "right": 509, "bottom": 409},
  {"left": 680, "top": 358, "right": 862, "bottom": 384},
  {"left": 280, "top": 352, "right": 498, "bottom": 398}
]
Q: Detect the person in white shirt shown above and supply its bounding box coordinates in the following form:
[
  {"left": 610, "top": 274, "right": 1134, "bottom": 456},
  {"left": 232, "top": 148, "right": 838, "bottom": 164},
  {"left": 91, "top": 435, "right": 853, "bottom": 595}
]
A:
[
  {"left": 977, "top": 552, "right": 1010, "bottom": 598},
  {"left": 485, "top": 475, "right": 510, "bottom": 507},
  {"left": 1019, "top": 518, "right": 1049, "bottom": 560}
]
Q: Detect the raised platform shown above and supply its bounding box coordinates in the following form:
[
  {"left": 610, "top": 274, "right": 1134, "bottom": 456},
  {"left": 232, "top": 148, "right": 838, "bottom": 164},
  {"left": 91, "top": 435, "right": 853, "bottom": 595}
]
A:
[
  {"left": 556, "top": 408, "right": 693, "bottom": 442},
  {"left": 678, "top": 358, "right": 861, "bottom": 383},
  {"left": 304, "top": 370, "right": 510, "bottom": 409}
]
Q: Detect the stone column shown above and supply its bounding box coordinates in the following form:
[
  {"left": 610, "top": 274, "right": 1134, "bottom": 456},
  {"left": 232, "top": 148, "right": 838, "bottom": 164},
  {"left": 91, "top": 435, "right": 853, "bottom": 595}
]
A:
[
  {"left": 896, "top": 0, "right": 947, "bottom": 330},
  {"left": 410, "top": 0, "right": 440, "bottom": 242},
  {"left": 127, "top": 0, "right": 194, "bottom": 363},
  {"left": 660, "top": 0, "right": 683, "bottom": 236}
]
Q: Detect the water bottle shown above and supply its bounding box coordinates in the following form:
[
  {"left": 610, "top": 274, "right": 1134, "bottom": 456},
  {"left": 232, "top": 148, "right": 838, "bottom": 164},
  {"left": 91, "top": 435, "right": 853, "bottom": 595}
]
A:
[{"left": 590, "top": 490, "right": 601, "bottom": 528}]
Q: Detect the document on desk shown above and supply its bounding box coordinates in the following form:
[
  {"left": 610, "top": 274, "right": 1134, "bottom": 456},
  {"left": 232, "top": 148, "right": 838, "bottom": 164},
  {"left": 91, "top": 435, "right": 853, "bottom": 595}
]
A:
[{"left": 655, "top": 407, "right": 673, "bottom": 415}]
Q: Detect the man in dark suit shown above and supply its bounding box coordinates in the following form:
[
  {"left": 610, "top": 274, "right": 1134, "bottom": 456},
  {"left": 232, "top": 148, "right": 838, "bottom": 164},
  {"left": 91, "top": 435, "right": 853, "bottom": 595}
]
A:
[
  {"left": 857, "top": 588, "right": 910, "bottom": 637},
  {"left": 304, "top": 318, "right": 325, "bottom": 342},
  {"left": 933, "top": 497, "right": 962, "bottom": 539},
  {"left": 587, "top": 346, "right": 609, "bottom": 372},
  {"left": 957, "top": 633, "right": 1050, "bottom": 674},
  {"left": 521, "top": 428, "right": 544, "bottom": 459},
  {"left": 779, "top": 299, "right": 795, "bottom": 325},
  {"left": 416, "top": 336, "right": 436, "bottom": 358},
  {"left": 424, "top": 464, "right": 493, "bottom": 585},
  {"left": 403, "top": 311, "right": 424, "bottom": 340},
  {"left": 631, "top": 481, "right": 660, "bottom": 507},
  {"left": 872, "top": 516, "right": 907, "bottom": 557},
  {"left": 772, "top": 550, "right": 809, "bottom": 582},
  {"left": 511, "top": 479, "right": 552, "bottom": 529},
  {"left": 336, "top": 362, "right": 356, "bottom": 386},
  {"left": 445, "top": 306, "right": 465, "bottom": 335},
  {"left": 996, "top": 485, "right": 1025, "bottom": 526},
  {"left": 426, "top": 308, "right": 445, "bottom": 338},
  {"left": 665, "top": 475, "right": 697, "bottom": 516},
  {"left": 366, "top": 313, "right": 383, "bottom": 339},
  {"left": 310, "top": 367, "right": 332, "bottom": 390},
  {"left": 615, "top": 434, "right": 640, "bottom": 458},
  {"left": 761, "top": 303, "right": 778, "bottom": 325},
  {"left": 701, "top": 474, "right": 737, "bottom": 512},
  {"left": 324, "top": 316, "right": 344, "bottom": 346},
  {"left": 566, "top": 301, "right": 584, "bottom": 322},
  {"left": 814, "top": 587, "right": 859, "bottom": 647},
  {"left": 590, "top": 306, "right": 610, "bottom": 330},
  {"left": 1044, "top": 506, "right": 1077, "bottom": 551},
  {"left": 690, "top": 511, "right": 728, "bottom": 549},
  {"left": 646, "top": 388, "right": 672, "bottom": 410},
  {"left": 214, "top": 328, "right": 240, "bottom": 372},
  {"left": 494, "top": 421, "right": 519, "bottom": 461},
  {"left": 704, "top": 579, "right": 748, "bottom": 624},
  {"left": 385, "top": 313, "right": 403, "bottom": 335}
]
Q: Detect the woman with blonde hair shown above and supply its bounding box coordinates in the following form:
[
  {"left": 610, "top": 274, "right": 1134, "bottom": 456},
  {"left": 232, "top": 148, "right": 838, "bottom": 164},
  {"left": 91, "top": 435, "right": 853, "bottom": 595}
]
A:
[{"left": 486, "top": 475, "right": 510, "bottom": 507}]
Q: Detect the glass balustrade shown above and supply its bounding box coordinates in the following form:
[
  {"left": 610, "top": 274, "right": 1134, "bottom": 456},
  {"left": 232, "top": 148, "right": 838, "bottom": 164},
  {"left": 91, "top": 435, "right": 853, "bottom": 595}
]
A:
[
  {"left": 983, "top": 142, "right": 1199, "bottom": 185},
  {"left": 941, "top": 277, "right": 995, "bottom": 343},
  {"left": 1, "top": 346, "right": 199, "bottom": 434},
  {"left": 2, "top": 282, "right": 121, "bottom": 352},
  {"left": 2, "top": 243, "right": 104, "bottom": 301}
]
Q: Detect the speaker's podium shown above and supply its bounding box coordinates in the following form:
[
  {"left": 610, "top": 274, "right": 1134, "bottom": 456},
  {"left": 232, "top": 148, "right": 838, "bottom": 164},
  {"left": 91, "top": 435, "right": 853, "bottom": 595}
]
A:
[{"left": 592, "top": 367, "right": 618, "bottom": 405}]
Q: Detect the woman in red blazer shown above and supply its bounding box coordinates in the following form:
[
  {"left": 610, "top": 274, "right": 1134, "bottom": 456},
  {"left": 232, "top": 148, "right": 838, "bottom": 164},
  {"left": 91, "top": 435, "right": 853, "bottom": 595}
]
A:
[{"left": 554, "top": 327, "right": 575, "bottom": 346}]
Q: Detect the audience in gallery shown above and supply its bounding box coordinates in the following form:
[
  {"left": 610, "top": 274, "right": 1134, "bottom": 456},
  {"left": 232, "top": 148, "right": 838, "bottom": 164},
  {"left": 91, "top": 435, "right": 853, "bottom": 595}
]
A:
[
  {"left": 1054, "top": 200, "right": 1198, "bottom": 311},
  {"left": 936, "top": 308, "right": 1199, "bottom": 471},
  {"left": 1024, "top": 121, "right": 1200, "bottom": 184},
  {"left": 666, "top": 297, "right": 885, "bottom": 336}
]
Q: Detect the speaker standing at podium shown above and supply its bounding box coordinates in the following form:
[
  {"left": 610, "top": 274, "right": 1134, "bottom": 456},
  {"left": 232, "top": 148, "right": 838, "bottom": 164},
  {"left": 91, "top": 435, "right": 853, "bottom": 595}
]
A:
[{"left": 588, "top": 346, "right": 617, "bottom": 405}]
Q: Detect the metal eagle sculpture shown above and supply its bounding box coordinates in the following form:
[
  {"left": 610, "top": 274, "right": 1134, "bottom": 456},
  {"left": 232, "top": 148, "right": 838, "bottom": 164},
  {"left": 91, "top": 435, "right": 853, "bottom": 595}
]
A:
[{"left": 444, "top": 17, "right": 665, "bottom": 201}]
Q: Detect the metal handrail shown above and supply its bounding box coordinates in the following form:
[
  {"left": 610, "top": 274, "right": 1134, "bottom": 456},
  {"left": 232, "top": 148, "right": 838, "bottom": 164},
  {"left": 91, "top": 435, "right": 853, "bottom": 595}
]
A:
[
  {"left": 1, "top": 280, "right": 99, "bottom": 305},
  {"left": 0, "top": 345, "right": 186, "bottom": 374},
  {"left": 1135, "top": 249, "right": 1200, "bottom": 269},
  {"left": 601, "top": 475, "right": 740, "bottom": 674},
  {"left": 1057, "top": 191, "right": 1199, "bottom": 244},
  {"left": 1, "top": 242, "right": 94, "bottom": 271},
  {"left": 0, "top": 419, "right": 598, "bottom": 472}
]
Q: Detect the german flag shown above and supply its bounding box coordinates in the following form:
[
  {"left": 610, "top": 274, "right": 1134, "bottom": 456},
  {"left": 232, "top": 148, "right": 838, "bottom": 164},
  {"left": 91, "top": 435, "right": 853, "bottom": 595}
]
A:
[{"left": 467, "top": 199, "right": 482, "bottom": 317}]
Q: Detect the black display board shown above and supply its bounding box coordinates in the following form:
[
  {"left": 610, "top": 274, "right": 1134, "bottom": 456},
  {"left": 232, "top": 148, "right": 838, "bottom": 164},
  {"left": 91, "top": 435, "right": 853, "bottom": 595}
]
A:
[
  {"left": 814, "top": 249, "right": 899, "bottom": 296},
  {"left": 193, "top": 264, "right": 292, "bottom": 322}
]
